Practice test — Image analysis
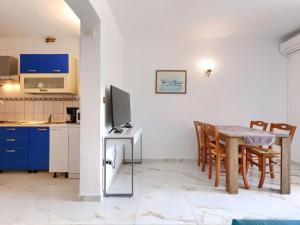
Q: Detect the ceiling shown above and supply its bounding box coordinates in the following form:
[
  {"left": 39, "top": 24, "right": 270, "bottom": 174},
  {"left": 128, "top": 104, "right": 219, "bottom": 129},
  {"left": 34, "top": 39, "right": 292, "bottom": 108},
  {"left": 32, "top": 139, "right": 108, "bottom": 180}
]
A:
[
  {"left": 108, "top": 0, "right": 300, "bottom": 41},
  {"left": 0, "top": 0, "right": 80, "bottom": 38}
]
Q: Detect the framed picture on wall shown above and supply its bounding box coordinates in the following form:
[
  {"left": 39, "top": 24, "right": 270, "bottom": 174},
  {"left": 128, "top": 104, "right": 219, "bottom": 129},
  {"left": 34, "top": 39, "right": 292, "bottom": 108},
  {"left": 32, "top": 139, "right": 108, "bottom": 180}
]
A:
[{"left": 155, "top": 70, "right": 187, "bottom": 94}]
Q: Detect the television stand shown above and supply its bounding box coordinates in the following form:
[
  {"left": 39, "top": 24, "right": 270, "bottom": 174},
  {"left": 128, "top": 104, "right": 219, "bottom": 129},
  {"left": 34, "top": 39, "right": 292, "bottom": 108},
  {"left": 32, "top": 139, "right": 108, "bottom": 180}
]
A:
[
  {"left": 123, "top": 123, "right": 133, "bottom": 128},
  {"left": 103, "top": 127, "right": 143, "bottom": 197},
  {"left": 108, "top": 127, "right": 123, "bottom": 134}
]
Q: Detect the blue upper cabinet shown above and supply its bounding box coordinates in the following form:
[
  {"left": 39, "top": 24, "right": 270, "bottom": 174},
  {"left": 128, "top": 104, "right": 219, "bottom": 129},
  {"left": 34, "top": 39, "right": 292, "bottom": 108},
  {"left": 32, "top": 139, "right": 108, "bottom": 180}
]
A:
[{"left": 20, "top": 54, "right": 69, "bottom": 74}]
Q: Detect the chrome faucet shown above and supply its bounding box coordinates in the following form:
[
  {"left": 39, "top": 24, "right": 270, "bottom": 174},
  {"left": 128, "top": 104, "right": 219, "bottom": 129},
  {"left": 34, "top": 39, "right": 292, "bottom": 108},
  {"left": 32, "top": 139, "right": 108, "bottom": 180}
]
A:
[{"left": 48, "top": 115, "right": 52, "bottom": 124}]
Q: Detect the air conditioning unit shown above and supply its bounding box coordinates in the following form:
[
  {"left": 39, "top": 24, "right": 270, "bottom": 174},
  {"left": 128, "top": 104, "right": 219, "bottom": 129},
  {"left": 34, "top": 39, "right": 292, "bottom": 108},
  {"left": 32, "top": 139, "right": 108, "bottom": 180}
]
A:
[{"left": 280, "top": 34, "right": 300, "bottom": 56}]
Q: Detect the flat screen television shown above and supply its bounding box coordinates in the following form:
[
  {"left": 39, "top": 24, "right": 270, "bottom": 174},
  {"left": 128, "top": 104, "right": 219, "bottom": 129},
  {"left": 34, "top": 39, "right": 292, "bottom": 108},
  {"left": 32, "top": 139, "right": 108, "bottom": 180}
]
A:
[{"left": 110, "top": 85, "right": 132, "bottom": 133}]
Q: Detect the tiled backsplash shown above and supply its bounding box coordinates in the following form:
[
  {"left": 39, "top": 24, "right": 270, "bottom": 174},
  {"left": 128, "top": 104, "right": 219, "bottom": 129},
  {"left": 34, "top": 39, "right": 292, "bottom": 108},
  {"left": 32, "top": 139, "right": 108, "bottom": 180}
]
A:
[{"left": 0, "top": 86, "right": 79, "bottom": 122}]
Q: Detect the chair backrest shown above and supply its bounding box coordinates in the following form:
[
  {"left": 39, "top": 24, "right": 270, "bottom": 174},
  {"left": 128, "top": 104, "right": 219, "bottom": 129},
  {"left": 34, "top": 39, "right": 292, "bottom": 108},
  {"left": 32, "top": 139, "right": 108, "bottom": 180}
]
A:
[
  {"left": 204, "top": 123, "right": 221, "bottom": 153},
  {"left": 194, "top": 121, "right": 202, "bottom": 149},
  {"left": 270, "top": 123, "right": 297, "bottom": 140},
  {"left": 250, "top": 120, "right": 268, "bottom": 131}
]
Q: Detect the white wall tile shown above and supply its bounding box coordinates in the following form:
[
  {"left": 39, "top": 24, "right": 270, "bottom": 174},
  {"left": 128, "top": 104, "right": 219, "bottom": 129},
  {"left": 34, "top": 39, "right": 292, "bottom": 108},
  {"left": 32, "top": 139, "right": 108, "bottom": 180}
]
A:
[
  {"left": 52, "top": 114, "right": 64, "bottom": 122},
  {"left": 0, "top": 102, "right": 4, "bottom": 113},
  {"left": 15, "top": 113, "right": 25, "bottom": 121},
  {"left": 33, "top": 113, "right": 44, "bottom": 121},
  {"left": 64, "top": 101, "right": 73, "bottom": 113},
  {"left": 53, "top": 101, "right": 64, "bottom": 114},
  {"left": 72, "top": 100, "right": 80, "bottom": 108},
  {"left": 15, "top": 101, "right": 25, "bottom": 114},
  {"left": 44, "top": 101, "right": 54, "bottom": 114},
  {"left": 0, "top": 113, "right": 4, "bottom": 121},
  {"left": 4, "top": 113, "right": 14, "bottom": 121},
  {"left": 4, "top": 101, "right": 14, "bottom": 113},
  {"left": 43, "top": 113, "right": 52, "bottom": 121},
  {"left": 25, "top": 101, "right": 34, "bottom": 114},
  {"left": 33, "top": 101, "right": 44, "bottom": 114},
  {"left": 24, "top": 114, "right": 34, "bottom": 121}
]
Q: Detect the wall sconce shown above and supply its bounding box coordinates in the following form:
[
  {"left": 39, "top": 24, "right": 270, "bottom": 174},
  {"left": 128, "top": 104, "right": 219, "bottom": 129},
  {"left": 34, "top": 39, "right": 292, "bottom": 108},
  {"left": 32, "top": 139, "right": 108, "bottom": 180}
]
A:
[{"left": 200, "top": 59, "right": 215, "bottom": 77}]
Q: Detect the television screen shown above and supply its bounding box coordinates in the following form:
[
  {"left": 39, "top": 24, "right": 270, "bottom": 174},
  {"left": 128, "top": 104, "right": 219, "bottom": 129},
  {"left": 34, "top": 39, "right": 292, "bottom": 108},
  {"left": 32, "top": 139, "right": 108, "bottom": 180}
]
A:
[{"left": 110, "top": 85, "right": 131, "bottom": 128}]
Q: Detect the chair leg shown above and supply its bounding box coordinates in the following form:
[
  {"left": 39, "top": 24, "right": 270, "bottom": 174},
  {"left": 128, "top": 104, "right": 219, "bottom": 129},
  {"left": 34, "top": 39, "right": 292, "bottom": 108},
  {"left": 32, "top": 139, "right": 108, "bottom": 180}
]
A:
[
  {"left": 258, "top": 155, "right": 266, "bottom": 188},
  {"left": 246, "top": 151, "right": 250, "bottom": 173},
  {"left": 208, "top": 152, "right": 212, "bottom": 179},
  {"left": 241, "top": 153, "right": 249, "bottom": 189},
  {"left": 198, "top": 146, "right": 201, "bottom": 167},
  {"left": 202, "top": 147, "right": 207, "bottom": 172},
  {"left": 250, "top": 154, "right": 254, "bottom": 167},
  {"left": 269, "top": 157, "right": 275, "bottom": 179},
  {"left": 215, "top": 156, "right": 220, "bottom": 187}
]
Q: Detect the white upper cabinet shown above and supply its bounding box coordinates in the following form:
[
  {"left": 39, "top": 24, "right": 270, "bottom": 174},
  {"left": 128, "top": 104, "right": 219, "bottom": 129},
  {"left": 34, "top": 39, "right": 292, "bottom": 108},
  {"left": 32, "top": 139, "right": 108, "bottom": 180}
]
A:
[{"left": 20, "top": 54, "right": 78, "bottom": 94}]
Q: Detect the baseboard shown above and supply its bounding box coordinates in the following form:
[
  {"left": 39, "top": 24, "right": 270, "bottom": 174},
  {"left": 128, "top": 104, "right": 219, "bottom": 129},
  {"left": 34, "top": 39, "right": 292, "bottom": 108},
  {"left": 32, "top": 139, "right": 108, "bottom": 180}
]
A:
[
  {"left": 142, "top": 158, "right": 197, "bottom": 163},
  {"left": 79, "top": 195, "right": 102, "bottom": 202},
  {"left": 291, "top": 160, "right": 300, "bottom": 166}
]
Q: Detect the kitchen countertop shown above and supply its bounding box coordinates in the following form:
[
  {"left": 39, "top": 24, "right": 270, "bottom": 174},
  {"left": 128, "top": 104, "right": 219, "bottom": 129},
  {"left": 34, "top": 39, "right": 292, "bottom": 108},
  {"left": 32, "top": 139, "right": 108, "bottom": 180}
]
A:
[{"left": 0, "top": 121, "right": 80, "bottom": 127}]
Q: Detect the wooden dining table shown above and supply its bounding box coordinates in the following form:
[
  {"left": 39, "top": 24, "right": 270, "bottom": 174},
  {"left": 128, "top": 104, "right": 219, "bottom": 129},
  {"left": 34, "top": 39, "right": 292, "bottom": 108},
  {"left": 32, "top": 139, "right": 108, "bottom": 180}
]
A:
[{"left": 217, "top": 125, "right": 292, "bottom": 194}]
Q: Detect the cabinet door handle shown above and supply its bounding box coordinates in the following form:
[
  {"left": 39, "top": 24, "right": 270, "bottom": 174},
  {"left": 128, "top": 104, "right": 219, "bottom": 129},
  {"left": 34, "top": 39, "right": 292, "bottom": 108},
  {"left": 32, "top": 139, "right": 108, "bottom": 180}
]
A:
[
  {"left": 6, "top": 128, "right": 16, "bottom": 131},
  {"left": 27, "top": 69, "right": 37, "bottom": 73},
  {"left": 6, "top": 138, "right": 16, "bottom": 142},
  {"left": 38, "top": 128, "right": 47, "bottom": 131},
  {"left": 40, "top": 89, "right": 48, "bottom": 92},
  {"left": 5, "top": 149, "right": 16, "bottom": 153},
  {"left": 52, "top": 69, "right": 61, "bottom": 73}
]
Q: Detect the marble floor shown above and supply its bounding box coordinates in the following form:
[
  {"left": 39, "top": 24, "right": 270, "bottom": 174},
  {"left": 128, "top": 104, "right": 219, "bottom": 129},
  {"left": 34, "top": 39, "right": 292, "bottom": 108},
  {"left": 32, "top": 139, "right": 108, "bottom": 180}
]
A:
[{"left": 1, "top": 161, "right": 300, "bottom": 225}]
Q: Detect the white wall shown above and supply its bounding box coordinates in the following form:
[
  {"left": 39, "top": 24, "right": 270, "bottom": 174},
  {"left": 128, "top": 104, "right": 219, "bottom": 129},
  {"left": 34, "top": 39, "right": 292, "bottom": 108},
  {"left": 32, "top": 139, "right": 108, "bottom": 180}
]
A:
[
  {"left": 66, "top": 0, "right": 124, "bottom": 197},
  {"left": 124, "top": 38, "right": 287, "bottom": 159},
  {"left": 287, "top": 52, "right": 300, "bottom": 163}
]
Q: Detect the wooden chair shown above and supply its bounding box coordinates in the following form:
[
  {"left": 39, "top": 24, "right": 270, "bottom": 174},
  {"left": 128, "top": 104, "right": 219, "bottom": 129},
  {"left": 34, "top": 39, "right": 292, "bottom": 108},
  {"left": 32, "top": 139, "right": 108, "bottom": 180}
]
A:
[
  {"left": 204, "top": 123, "right": 249, "bottom": 188},
  {"left": 247, "top": 121, "right": 268, "bottom": 166},
  {"left": 246, "top": 123, "right": 296, "bottom": 188},
  {"left": 194, "top": 121, "right": 208, "bottom": 171},
  {"left": 250, "top": 121, "right": 268, "bottom": 131},
  {"left": 194, "top": 121, "right": 202, "bottom": 167}
]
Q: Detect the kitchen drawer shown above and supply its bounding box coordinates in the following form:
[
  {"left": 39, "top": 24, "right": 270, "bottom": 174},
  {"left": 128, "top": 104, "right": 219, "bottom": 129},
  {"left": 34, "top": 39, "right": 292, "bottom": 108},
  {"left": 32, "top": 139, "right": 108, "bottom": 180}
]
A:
[
  {"left": 0, "top": 148, "right": 28, "bottom": 170},
  {"left": 0, "top": 137, "right": 29, "bottom": 148},
  {"left": 0, "top": 127, "right": 29, "bottom": 137},
  {"left": 20, "top": 54, "right": 69, "bottom": 73}
]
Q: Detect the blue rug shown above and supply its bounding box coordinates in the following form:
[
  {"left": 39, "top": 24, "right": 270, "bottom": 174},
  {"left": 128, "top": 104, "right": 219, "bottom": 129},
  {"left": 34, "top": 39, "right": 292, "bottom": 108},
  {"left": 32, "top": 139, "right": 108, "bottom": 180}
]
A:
[{"left": 232, "top": 220, "right": 300, "bottom": 225}]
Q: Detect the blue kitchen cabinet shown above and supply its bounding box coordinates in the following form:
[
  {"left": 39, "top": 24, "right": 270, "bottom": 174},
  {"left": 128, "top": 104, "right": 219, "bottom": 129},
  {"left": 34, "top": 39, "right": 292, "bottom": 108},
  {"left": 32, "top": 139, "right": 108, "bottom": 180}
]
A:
[
  {"left": 0, "top": 127, "right": 50, "bottom": 171},
  {"left": 20, "top": 54, "right": 69, "bottom": 73},
  {"left": 28, "top": 127, "right": 49, "bottom": 171},
  {"left": 0, "top": 127, "right": 29, "bottom": 170},
  {"left": 0, "top": 127, "right": 29, "bottom": 137},
  {"left": 0, "top": 148, "right": 28, "bottom": 170}
]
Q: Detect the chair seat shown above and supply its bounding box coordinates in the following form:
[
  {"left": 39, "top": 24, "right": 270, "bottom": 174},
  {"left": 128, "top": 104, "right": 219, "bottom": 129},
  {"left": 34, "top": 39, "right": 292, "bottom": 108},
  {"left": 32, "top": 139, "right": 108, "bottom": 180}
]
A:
[
  {"left": 210, "top": 148, "right": 226, "bottom": 157},
  {"left": 247, "top": 147, "right": 281, "bottom": 156},
  {"left": 210, "top": 142, "right": 245, "bottom": 159}
]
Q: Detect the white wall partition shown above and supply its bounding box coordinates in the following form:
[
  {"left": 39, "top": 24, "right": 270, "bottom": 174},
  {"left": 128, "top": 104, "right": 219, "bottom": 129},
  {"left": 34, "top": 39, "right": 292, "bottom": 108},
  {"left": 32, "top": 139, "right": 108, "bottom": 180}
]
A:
[{"left": 66, "top": 0, "right": 124, "bottom": 198}]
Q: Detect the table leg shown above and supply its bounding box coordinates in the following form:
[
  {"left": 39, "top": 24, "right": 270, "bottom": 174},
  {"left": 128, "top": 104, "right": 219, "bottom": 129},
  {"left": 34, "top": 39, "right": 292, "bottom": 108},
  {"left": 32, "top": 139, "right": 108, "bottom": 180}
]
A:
[
  {"left": 226, "top": 137, "right": 239, "bottom": 194},
  {"left": 281, "top": 137, "right": 291, "bottom": 194}
]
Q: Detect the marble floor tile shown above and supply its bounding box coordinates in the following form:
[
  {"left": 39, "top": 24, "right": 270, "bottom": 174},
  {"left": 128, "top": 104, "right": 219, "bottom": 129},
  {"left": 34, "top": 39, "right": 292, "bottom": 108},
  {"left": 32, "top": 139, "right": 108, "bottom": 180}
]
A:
[
  {"left": 1, "top": 161, "right": 300, "bottom": 225},
  {"left": 185, "top": 187, "right": 251, "bottom": 225},
  {"left": 135, "top": 189, "right": 196, "bottom": 224}
]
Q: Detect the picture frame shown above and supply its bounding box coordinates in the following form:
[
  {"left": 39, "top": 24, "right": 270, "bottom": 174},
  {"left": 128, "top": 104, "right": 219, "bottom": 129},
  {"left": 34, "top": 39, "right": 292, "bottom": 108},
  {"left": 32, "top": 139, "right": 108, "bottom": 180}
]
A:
[{"left": 155, "top": 70, "right": 187, "bottom": 94}]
